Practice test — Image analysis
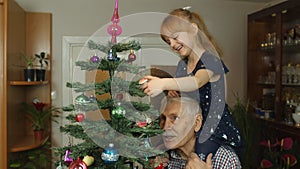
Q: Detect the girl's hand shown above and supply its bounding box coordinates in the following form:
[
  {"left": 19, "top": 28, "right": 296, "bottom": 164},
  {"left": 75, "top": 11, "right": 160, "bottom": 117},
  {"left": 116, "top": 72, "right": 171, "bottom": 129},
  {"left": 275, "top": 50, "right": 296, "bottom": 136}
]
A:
[
  {"left": 168, "top": 90, "right": 180, "bottom": 97},
  {"left": 141, "top": 76, "right": 164, "bottom": 97},
  {"left": 185, "top": 153, "right": 213, "bottom": 169}
]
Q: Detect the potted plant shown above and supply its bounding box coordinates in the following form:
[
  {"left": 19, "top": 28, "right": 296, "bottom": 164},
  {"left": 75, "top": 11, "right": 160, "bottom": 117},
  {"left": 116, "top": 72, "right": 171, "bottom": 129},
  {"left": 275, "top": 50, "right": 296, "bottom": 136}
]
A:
[
  {"left": 21, "top": 53, "right": 36, "bottom": 82},
  {"left": 22, "top": 100, "right": 60, "bottom": 140},
  {"left": 35, "top": 52, "right": 48, "bottom": 81}
]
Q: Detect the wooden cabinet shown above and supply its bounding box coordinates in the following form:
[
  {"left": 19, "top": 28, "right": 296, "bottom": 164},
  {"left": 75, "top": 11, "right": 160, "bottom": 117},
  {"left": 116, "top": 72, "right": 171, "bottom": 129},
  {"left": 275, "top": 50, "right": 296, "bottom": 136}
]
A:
[
  {"left": 0, "top": 0, "right": 52, "bottom": 168},
  {"left": 247, "top": 0, "right": 300, "bottom": 136}
]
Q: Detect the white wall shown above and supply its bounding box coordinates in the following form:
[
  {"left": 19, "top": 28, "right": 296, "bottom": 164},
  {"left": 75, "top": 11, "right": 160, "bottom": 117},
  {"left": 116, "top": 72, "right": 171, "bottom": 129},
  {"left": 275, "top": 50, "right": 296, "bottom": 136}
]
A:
[
  {"left": 14, "top": 0, "right": 266, "bottom": 148},
  {"left": 14, "top": 0, "right": 266, "bottom": 105}
]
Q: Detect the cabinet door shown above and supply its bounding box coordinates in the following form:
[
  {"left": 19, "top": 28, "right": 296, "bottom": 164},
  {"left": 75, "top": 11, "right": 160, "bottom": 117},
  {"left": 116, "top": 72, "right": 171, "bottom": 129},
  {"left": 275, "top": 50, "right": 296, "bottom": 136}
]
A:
[
  {"left": 248, "top": 1, "right": 300, "bottom": 123},
  {"left": 281, "top": 5, "right": 300, "bottom": 121},
  {"left": 247, "top": 13, "right": 277, "bottom": 117}
]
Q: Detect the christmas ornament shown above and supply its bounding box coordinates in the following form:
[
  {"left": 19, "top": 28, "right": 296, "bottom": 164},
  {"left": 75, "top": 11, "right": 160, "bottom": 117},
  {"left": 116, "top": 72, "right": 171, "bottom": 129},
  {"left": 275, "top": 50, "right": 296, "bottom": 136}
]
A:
[
  {"left": 82, "top": 155, "right": 95, "bottom": 166},
  {"left": 101, "top": 143, "right": 119, "bottom": 164},
  {"left": 64, "top": 149, "right": 73, "bottom": 164},
  {"left": 127, "top": 49, "right": 136, "bottom": 63},
  {"left": 110, "top": 0, "right": 119, "bottom": 23},
  {"left": 107, "top": 0, "right": 122, "bottom": 44},
  {"left": 155, "top": 163, "right": 164, "bottom": 169},
  {"left": 56, "top": 162, "right": 62, "bottom": 169},
  {"left": 144, "top": 136, "right": 151, "bottom": 148},
  {"left": 112, "top": 102, "right": 126, "bottom": 119},
  {"left": 116, "top": 93, "right": 123, "bottom": 100},
  {"left": 107, "top": 49, "right": 116, "bottom": 61},
  {"left": 137, "top": 116, "right": 152, "bottom": 128},
  {"left": 89, "top": 95, "right": 97, "bottom": 102},
  {"left": 68, "top": 157, "right": 87, "bottom": 169},
  {"left": 74, "top": 94, "right": 90, "bottom": 108},
  {"left": 90, "top": 54, "right": 100, "bottom": 63},
  {"left": 137, "top": 121, "right": 147, "bottom": 127},
  {"left": 75, "top": 113, "right": 85, "bottom": 122}
]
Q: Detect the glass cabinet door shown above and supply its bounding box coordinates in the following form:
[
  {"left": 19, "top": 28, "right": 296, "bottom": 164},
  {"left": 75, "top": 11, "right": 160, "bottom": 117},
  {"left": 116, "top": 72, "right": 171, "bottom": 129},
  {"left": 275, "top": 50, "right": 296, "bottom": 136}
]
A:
[
  {"left": 248, "top": 13, "right": 277, "bottom": 118},
  {"left": 281, "top": 5, "right": 300, "bottom": 123}
]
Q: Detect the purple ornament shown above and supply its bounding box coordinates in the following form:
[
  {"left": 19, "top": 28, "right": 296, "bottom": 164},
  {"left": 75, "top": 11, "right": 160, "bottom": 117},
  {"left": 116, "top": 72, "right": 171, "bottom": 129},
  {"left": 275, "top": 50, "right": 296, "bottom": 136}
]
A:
[
  {"left": 90, "top": 55, "right": 100, "bottom": 63},
  {"left": 64, "top": 149, "right": 73, "bottom": 164}
]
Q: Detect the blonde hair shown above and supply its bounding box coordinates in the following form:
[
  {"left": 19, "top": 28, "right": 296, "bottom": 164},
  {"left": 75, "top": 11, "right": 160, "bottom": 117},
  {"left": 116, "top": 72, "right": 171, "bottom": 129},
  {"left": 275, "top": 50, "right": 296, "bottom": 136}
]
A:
[{"left": 160, "top": 8, "right": 223, "bottom": 57}]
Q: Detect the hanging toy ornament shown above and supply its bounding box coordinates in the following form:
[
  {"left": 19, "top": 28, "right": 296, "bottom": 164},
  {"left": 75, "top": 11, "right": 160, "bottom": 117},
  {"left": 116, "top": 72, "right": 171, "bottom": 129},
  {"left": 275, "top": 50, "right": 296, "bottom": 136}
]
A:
[
  {"left": 112, "top": 102, "right": 126, "bottom": 119},
  {"left": 90, "top": 54, "right": 100, "bottom": 63},
  {"left": 127, "top": 49, "right": 136, "bottom": 63},
  {"left": 64, "top": 149, "right": 73, "bottom": 165},
  {"left": 68, "top": 157, "right": 87, "bottom": 169},
  {"left": 74, "top": 93, "right": 90, "bottom": 109},
  {"left": 107, "top": 49, "right": 116, "bottom": 61},
  {"left": 56, "top": 162, "right": 63, "bottom": 169},
  {"left": 107, "top": 0, "right": 122, "bottom": 44},
  {"left": 101, "top": 143, "right": 119, "bottom": 164},
  {"left": 89, "top": 94, "right": 97, "bottom": 103},
  {"left": 116, "top": 93, "right": 123, "bottom": 100},
  {"left": 82, "top": 155, "right": 95, "bottom": 166}
]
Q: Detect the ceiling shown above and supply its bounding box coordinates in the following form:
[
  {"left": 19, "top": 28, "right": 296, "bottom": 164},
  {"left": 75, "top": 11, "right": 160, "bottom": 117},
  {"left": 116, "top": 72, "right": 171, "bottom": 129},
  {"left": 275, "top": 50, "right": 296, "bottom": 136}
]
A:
[{"left": 225, "top": 0, "right": 284, "bottom": 3}]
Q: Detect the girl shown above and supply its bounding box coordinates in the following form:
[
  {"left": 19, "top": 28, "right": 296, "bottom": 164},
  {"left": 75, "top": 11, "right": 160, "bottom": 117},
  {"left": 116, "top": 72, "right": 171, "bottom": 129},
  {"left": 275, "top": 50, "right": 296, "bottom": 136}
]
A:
[{"left": 141, "top": 8, "right": 244, "bottom": 161}]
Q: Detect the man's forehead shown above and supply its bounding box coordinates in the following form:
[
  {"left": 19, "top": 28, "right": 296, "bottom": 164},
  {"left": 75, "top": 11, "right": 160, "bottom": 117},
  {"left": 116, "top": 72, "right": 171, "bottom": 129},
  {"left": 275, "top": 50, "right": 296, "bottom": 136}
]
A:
[{"left": 163, "top": 102, "right": 196, "bottom": 117}]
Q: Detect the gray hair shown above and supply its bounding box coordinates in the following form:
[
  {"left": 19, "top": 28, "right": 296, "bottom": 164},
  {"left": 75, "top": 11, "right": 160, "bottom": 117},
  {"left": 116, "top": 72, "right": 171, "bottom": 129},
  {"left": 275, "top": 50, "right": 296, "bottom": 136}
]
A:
[{"left": 160, "top": 97, "right": 202, "bottom": 117}]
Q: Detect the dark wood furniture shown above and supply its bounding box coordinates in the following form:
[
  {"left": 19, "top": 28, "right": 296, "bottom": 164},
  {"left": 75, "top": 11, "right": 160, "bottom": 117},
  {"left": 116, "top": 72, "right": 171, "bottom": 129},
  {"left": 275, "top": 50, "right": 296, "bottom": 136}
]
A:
[{"left": 247, "top": 1, "right": 300, "bottom": 166}]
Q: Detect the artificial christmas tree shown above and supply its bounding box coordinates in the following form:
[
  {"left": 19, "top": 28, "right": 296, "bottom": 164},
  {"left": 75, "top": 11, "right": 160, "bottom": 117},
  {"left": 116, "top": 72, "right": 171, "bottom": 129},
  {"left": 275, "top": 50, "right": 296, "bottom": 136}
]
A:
[{"left": 53, "top": 1, "right": 164, "bottom": 168}]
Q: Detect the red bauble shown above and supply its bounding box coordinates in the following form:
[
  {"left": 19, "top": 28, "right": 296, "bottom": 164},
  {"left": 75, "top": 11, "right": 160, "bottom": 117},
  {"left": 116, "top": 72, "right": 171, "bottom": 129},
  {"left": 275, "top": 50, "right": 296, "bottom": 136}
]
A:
[
  {"left": 136, "top": 121, "right": 147, "bottom": 127},
  {"left": 69, "top": 157, "right": 87, "bottom": 169},
  {"left": 75, "top": 113, "right": 85, "bottom": 122}
]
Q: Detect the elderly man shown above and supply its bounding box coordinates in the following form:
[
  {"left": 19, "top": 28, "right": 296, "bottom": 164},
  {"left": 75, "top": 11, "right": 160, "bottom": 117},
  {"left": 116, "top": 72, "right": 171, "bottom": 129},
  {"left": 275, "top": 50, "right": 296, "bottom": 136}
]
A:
[{"left": 158, "top": 97, "right": 241, "bottom": 169}]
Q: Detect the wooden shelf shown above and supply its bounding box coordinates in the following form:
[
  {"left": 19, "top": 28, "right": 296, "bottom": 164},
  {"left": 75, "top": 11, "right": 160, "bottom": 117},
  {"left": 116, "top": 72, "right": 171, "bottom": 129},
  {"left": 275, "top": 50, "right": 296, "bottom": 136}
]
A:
[
  {"left": 9, "top": 81, "right": 48, "bottom": 86},
  {"left": 255, "top": 116, "right": 300, "bottom": 137},
  {"left": 10, "top": 135, "right": 49, "bottom": 153}
]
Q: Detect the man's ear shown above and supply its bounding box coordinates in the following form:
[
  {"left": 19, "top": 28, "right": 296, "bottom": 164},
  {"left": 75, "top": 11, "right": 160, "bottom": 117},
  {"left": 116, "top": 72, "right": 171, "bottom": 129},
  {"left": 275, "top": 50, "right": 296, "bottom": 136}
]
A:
[{"left": 194, "top": 114, "right": 202, "bottom": 132}]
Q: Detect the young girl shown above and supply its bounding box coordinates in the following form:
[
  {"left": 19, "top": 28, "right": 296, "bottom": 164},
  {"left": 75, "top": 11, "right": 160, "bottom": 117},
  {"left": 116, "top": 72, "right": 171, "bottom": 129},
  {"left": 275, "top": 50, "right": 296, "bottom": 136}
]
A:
[{"left": 141, "top": 8, "right": 244, "bottom": 161}]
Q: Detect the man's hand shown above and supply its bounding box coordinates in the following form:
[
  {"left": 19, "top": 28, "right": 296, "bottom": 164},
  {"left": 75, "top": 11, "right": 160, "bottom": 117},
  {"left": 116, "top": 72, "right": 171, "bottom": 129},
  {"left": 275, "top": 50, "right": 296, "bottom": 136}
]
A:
[
  {"left": 185, "top": 153, "right": 213, "bottom": 169},
  {"left": 167, "top": 90, "right": 180, "bottom": 97}
]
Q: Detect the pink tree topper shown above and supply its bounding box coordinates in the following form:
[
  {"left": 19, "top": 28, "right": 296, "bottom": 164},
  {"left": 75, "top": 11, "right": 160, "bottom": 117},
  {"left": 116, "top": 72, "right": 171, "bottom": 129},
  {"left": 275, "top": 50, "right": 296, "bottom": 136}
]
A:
[{"left": 107, "top": 0, "right": 122, "bottom": 44}]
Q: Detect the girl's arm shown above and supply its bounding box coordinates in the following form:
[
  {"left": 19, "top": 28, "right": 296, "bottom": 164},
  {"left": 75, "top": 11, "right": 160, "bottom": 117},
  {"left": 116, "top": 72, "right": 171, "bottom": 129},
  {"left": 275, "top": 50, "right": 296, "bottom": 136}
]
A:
[{"left": 142, "top": 69, "right": 217, "bottom": 97}]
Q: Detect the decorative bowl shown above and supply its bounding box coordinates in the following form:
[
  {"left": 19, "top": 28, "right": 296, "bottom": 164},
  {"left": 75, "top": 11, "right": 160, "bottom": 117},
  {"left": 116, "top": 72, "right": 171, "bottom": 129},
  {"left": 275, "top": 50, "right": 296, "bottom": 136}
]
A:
[{"left": 292, "top": 113, "right": 300, "bottom": 127}]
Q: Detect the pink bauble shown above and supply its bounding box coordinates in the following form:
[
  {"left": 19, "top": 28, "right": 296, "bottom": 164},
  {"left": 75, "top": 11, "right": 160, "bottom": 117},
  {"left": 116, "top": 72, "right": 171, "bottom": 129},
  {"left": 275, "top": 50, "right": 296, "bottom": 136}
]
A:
[
  {"left": 107, "top": 24, "right": 122, "bottom": 36},
  {"left": 128, "top": 52, "right": 136, "bottom": 62}
]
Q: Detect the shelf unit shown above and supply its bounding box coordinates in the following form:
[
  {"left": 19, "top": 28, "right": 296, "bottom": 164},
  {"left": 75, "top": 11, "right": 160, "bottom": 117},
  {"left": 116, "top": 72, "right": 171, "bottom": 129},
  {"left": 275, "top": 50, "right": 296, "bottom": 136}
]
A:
[
  {"left": 10, "top": 136, "right": 49, "bottom": 153},
  {"left": 0, "top": 0, "right": 52, "bottom": 168},
  {"left": 247, "top": 0, "right": 300, "bottom": 144}
]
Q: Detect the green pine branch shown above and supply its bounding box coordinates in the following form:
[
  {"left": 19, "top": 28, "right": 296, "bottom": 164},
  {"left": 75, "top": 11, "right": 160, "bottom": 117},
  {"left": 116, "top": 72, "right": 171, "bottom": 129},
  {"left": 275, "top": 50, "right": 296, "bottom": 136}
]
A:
[
  {"left": 76, "top": 58, "right": 145, "bottom": 72},
  {"left": 88, "top": 40, "right": 141, "bottom": 54}
]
